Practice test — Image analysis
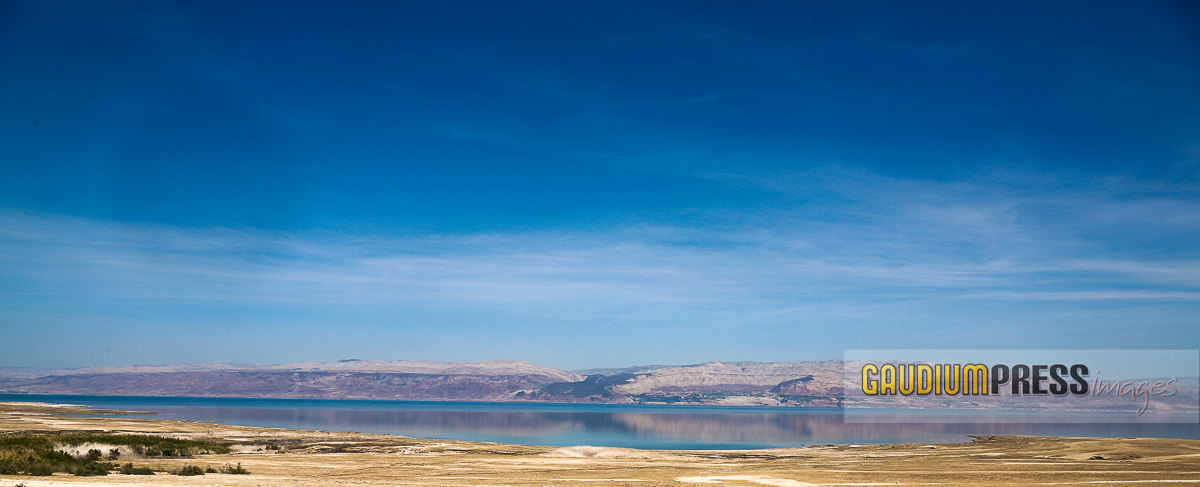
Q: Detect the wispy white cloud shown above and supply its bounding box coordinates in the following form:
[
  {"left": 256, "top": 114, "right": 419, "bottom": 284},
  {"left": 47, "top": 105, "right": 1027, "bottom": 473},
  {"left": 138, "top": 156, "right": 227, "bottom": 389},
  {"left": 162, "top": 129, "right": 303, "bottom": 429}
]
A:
[
  {"left": 1, "top": 166, "right": 1197, "bottom": 368},
  {"left": 1, "top": 166, "right": 1196, "bottom": 315}
]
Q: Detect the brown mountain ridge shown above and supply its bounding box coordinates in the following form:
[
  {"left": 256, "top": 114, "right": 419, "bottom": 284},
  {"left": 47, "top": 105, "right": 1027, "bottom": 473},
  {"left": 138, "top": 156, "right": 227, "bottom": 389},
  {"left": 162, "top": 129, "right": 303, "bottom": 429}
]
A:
[{"left": 0, "top": 359, "right": 845, "bottom": 406}]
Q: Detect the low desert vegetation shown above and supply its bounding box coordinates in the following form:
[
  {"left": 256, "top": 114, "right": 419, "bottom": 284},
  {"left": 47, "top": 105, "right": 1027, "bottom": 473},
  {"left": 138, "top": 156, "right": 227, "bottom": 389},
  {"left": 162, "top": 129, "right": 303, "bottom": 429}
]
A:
[
  {"left": 0, "top": 433, "right": 230, "bottom": 476},
  {"left": 175, "top": 464, "right": 205, "bottom": 476},
  {"left": 119, "top": 462, "right": 155, "bottom": 475}
]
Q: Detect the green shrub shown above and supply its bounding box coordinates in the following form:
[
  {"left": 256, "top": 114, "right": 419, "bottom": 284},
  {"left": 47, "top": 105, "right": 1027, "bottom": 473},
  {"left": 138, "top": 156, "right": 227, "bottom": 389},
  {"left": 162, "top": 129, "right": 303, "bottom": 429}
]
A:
[
  {"left": 73, "top": 461, "right": 111, "bottom": 476},
  {"left": 221, "top": 462, "right": 250, "bottom": 474},
  {"left": 0, "top": 436, "right": 54, "bottom": 451},
  {"left": 26, "top": 463, "right": 53, "bottom": 476},
  {"left": 176, "top": 464, "right": 205, "bottom": 476},
  {"left": 39, "top": 449, "right": 73, "bottom": 463},
  {"left": 52, "top": 433, "right": 230, "bottom": 455},
  {"left": 119, "top": 462, "right": 155, "bottom": 475},
  {"left": 0, "top": 432, "right": 228, "bottom": 476}
]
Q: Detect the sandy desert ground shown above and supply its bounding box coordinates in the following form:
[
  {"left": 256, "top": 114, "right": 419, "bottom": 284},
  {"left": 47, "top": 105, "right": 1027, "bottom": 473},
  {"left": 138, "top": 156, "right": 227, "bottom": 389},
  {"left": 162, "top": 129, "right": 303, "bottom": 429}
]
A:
[{"left": 0, "top": 401, "right": 1198, "bottom": 486}]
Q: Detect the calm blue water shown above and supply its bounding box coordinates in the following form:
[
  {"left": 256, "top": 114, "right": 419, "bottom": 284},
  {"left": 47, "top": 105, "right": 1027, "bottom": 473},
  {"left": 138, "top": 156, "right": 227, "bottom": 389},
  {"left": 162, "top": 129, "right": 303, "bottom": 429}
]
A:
[{"left": 3, "top": 394, "right": 1196, "bottom": 449}]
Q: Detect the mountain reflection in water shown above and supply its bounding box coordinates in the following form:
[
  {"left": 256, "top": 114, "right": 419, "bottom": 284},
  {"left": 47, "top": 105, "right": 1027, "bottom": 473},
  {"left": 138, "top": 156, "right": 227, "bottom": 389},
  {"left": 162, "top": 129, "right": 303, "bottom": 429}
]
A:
[
  {"left": 108, "top": 406, "right": 1200, "bottom": 449},
  {"left": 4, "top": 395, "right": 1194, "bottom": 449}
]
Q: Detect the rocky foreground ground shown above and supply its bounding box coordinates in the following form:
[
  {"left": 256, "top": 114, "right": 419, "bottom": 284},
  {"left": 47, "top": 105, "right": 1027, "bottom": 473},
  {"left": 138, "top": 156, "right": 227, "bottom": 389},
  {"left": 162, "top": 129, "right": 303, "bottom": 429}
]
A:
[{"left": 0, "top": 401, "right": 1197, "bottom": 486}]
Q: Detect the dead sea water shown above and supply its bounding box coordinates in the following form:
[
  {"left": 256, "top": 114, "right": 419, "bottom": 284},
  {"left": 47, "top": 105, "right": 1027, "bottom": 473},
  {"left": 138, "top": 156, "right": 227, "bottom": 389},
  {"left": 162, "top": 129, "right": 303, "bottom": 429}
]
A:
[{"left": 2, "top": 394, "right": 1195, "bottom": 449}]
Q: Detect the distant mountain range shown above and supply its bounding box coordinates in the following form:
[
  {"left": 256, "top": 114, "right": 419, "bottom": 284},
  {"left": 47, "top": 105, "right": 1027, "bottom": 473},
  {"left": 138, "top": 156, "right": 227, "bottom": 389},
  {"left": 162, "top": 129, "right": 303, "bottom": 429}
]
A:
[
  {"left": 5, "top": 359, "right": 1192, "bottom": 414},
  {"left": 0, "top": 359, "right": 845, "bottom": 406}
]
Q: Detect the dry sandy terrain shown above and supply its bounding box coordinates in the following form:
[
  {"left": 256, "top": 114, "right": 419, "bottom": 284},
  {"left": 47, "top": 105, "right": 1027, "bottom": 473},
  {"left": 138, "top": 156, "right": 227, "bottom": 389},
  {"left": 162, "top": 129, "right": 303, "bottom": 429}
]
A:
[{"left": 0, "top": 401, "right": 1198, "bottom": 486}]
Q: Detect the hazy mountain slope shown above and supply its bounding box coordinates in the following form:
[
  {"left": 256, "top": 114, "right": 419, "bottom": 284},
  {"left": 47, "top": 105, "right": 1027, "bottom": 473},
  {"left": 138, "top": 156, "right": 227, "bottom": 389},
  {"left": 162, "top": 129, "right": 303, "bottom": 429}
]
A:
[
  {"left": 533, "top": 360, "right": 845, "bottom": 406},
  {"left": 611, "top": 361, "right": 844, "bottom": 394},
  {"left": 0, "top": 359, "right": 845, "bottom": 406},
  {"left": 0, "top": 360, "right": 583, "bottom": 401}
]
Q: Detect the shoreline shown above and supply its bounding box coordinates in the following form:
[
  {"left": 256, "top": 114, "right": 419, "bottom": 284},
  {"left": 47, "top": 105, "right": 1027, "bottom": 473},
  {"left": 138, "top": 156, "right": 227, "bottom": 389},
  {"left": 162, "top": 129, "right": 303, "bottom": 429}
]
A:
[
  {"left": 1, "top": 401, "right": 1198, "bottom": 486},
  {"left": 4, "top": 391, "right": 1190, "bottom": 416}
]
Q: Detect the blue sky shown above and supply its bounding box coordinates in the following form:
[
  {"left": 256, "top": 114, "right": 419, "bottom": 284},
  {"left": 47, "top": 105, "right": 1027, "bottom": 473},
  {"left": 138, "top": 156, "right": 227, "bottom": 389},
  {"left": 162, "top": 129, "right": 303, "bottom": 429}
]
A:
[{"left": 1, "top": 1, "right": 1197, "bottom": 370}]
